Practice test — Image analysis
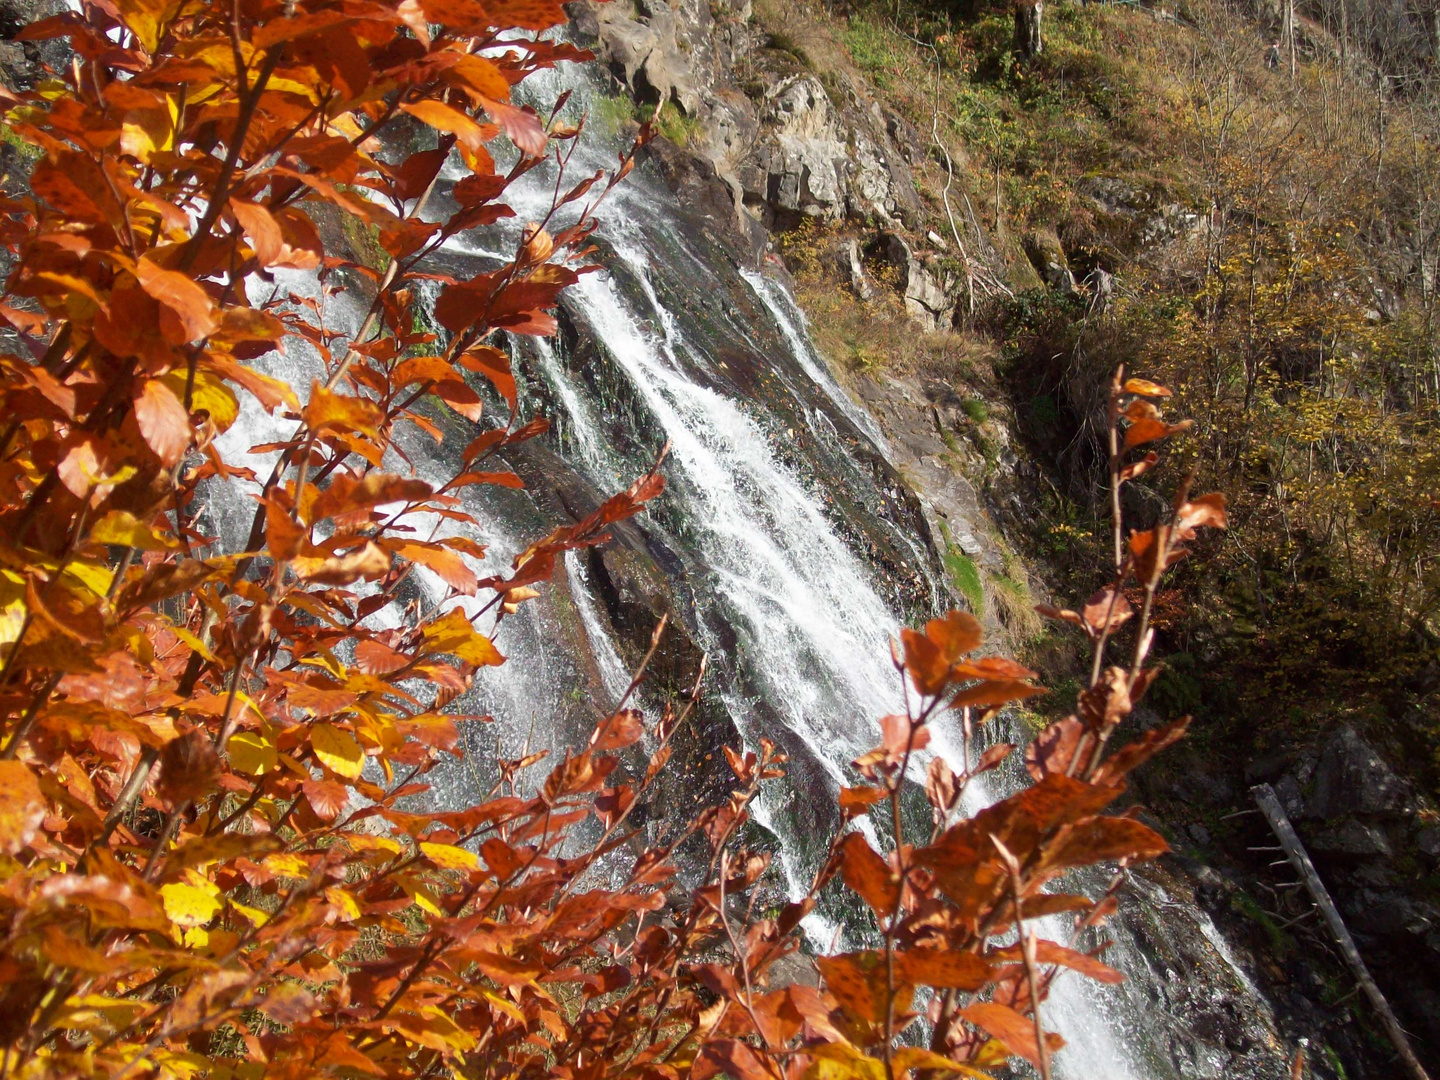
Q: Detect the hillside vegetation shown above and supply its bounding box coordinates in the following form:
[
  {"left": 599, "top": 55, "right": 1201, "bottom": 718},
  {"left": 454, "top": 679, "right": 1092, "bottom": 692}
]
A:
[{"left": 765, "top": 0, "right": 1439, "bottom": 773}]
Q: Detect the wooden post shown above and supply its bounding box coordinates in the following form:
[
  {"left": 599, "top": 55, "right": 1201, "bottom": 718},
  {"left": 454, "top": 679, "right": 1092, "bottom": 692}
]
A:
[{"left": 1251, "top": 784, "right": 1433, "bottom": 1080}]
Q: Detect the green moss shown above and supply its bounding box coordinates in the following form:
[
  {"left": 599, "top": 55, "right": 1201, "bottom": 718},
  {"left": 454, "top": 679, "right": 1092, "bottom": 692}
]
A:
[
  {"left": 591, "top": 92, "right": 640, "bottom": 138},
  {"left": 943, "top": 546, "right": 984, "bottom": 616},
  {"left": 0, "top": 122, "right": 43, "bottom": 164},
  {"left": 767, "top": 30, "right": 814, "bottom": 70},
  {"left": 652, "top": 103, "right": 702, "bottom": 147},
  {"left": 961, "top": 398, "right": 989, "bottom": 425}
]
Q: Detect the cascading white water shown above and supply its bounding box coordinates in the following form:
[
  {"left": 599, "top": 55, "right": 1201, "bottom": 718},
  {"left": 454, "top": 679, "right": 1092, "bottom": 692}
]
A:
[{"left": 203, "top": 52, "right": 1287, "bottom": 1080}]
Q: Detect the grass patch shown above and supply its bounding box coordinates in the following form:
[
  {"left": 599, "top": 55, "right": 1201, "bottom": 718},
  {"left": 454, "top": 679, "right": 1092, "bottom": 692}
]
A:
[
  {"left": 648, "top": 103, "right": 702, "bottom": 147},
  {"left": 590, "top": 92, "right": 639, "bottom": 137},
  {"left": 944, "top": 546, "right": 984, "bottom": 616},
  {"left": 1230, "top": 890, "right": 1293, "bottom": 960},
  {"left": 961, "top": 398, "right": 989, "bottom": 425}
]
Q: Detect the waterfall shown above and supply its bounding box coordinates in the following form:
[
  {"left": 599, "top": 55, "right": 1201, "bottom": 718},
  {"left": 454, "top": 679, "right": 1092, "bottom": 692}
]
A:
[{"left": 207, "top": 55, "right": 1288, "bottom": 1080}]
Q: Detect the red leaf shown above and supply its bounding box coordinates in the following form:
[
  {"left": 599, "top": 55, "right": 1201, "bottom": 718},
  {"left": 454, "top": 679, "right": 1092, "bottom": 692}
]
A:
[
  {"left": 458, "top": 345, "right": 516, "bottom": 409},
  {"left": 481, "top": 96, "right": 547, "bottom": 156},
  {"left": 590, "top": 709, "right": 644, "bottom": 752}
]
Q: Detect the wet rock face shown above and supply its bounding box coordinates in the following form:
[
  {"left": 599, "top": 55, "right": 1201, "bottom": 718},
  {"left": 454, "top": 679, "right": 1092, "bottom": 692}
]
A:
[{"left": 0, "top": 0, "right": 67, "bottom": 91}]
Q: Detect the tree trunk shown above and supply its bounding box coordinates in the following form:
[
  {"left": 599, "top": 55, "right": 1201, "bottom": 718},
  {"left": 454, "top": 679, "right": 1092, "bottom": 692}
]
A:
[
  {"left": 1014, "top": 0, "right": 1043, "bottom": 58},
  {"left": 1282, "top": 0, "right": 1297, "bottom": 80},
  {"left": 1252, "top": 785, "right": 1433, "bottom": 1080}
]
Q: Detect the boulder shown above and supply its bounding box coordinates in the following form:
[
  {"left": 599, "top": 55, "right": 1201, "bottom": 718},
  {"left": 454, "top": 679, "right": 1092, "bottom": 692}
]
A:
[
  {"left": 1076, "top": 174, "right": 1149, "bottom": 217},
  {"left": 1304, "top": 724, "right": 1413, "bottom": 820},
  {"left": 1024, "top": 228, "right": 1076, "bottom": 294},
  {"left": 845, "top": 239, "right": 873, "bottom": 301},
  {"left": 876, "top": 233, "right": 956, "bottom": 332},
  {"left": 1307, "top": 819, "right": 1394, "bottom": 857}
]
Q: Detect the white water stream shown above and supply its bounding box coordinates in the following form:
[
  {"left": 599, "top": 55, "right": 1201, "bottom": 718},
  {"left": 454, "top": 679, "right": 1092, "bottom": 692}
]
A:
[{"left": 201, "top": 53, "right": 1287, "bottom": 1080}]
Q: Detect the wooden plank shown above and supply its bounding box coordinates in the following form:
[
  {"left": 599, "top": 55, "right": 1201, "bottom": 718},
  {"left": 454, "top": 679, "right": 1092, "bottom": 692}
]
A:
[{"left": 1251, "top": 783, "right": 1432, "bottom": 1080}]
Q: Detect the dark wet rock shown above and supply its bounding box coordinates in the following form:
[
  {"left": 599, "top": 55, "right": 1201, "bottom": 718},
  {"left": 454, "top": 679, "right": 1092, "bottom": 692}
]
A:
[
  {"left": 0, "top": 0, "right": 67, "bottom": 91},
  {"left": 1304, "top": 724, "right": 1413, "bottom": 819},
  {"left": 1307, "top": 819, "right": 1394, "bottom": 857},
  {"left": 1417, "top": 825, "right": 1440, "bottom": 859}
]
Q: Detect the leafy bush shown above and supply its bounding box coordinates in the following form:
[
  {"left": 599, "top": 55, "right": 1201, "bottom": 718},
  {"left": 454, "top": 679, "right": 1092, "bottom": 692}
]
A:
[{"left": 0, "top": 0, "right": 1224, "bottom": 1074}]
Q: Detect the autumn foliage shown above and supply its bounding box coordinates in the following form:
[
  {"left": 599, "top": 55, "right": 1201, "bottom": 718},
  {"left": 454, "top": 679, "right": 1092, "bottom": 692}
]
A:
[{"left": 0, "top": 0, "right": 1223, "bottom": 1074}]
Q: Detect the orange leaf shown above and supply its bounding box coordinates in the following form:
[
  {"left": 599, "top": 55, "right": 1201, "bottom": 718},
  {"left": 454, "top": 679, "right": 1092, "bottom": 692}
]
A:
[
  {"left": 0, "top": 760, "right": 45, "bottom": 856},
  {"left": 893, "top": 948, "right": 992, "bottom": 990},
  {"left": 1042, "top": 815, "right": 1169, "bottom": 871},
  {"left": 1176, "top": 492, "right": 1228, "bottom": 532},
  {"left": 303, "top": 383, "right": 382, "bottom": 438},
  {"left": 1122, "top": 377, "right": 1171, "bottom": 397},
  {"left": 401, "top": 100, "right": 489, "bottom": 153},
  {"left": 900, "top": 628, "right": 949, "bottom": 696},
  {"left": 839, "top": 785, "right": 886, "bottom": 815},
  {"left": 230, "top": 200, "right": 282, "bottom": 266},
  {"left": 458, "top": 345, "right": 516, "bottom": 409},
  {"left": 925, "top": 609, "right": 982, "bottom": 662},
  {"left": 393, "top": 541, "right": 478, "bottom": 595},
  {"left": 948, "top": 680, "right": 1043, "bottom": 709},
  {"left": 1123, "top": 416, "right": 1192, "bottom": 451},
  {"left": 815, "top": 951, "right": 894, "bottom": 1025},
  {"left": 837, "top": 831, "right": 899, "bottom": 916},
  {"left": 133, "top": 379, "right": 191, "bottom": 465},
  {"left": 135, "top": 256, "right": 216, "bottom": 344},
  {"left": 959, "top": 1002, "right": 1064, "bottom": 1070}
]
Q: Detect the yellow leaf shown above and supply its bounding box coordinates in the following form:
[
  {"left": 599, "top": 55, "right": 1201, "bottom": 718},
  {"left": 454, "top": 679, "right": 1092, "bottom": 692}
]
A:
[
  {"left": 420, "top": 608, "right": 504, "bottom": 666},
  {"left": 345, "top": 833, "right": 402, "bottom": 855},
  {"left": 116, "top": 0, "right": 178, "bottom": 52},
  {"left": 160, "top": 882, "right": 222, "bottom": 928},
  {"left": 262, "top": 852, "right": 310, "bottom": 879},
  {"left": 90, "top": 509, "right": 176, "bottom": 550},
  {"left": 400, "top": 877, "right": 443, "bottom": 917},
  {"left": 892, "top": 1048, "right": 995, "bottom": 1079},
  {"left": 230, "top": 899, "right": 271, "bottom": 927},
  {"left": 60, "top": 559, "right": 114, "bottom": 598},
  {"left": 325, "top": 886, "right": 361, "bottom": 922},
  {"left": 420, "top": 842, "right": 479, "bottom": 871},
  {"left": 227, "top": 730, "right": 277, "bottom": 776},
  {"left": 163, "top": 369, "right": 239, "bottom": 433},
  {"left": 172, "top": 625, "right": 217, "bottom": 663},
  {"left": 311, "top": 722, "right": 364, "bottom": 779},
  {"left": 482, "top": 987, "right": 525, "bottom": 1024}
]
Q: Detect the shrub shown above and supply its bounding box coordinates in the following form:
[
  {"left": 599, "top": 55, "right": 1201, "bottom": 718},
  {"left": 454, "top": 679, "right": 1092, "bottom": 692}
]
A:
[{"left": 0, "top": 0, "right": 1223, "bottom": 1072}]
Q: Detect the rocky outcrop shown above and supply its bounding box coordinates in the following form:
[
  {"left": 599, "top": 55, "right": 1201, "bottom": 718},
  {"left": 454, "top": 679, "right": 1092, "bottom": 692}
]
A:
[
  {"left": 874, "top": 233, "right": 958, "bottom": 332},
  {"left": 572, "top": 0, "right": 926, "bottom": 233},
  {"left": 1023, "top": 227, "right": 1076, "bottom": 294}
]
